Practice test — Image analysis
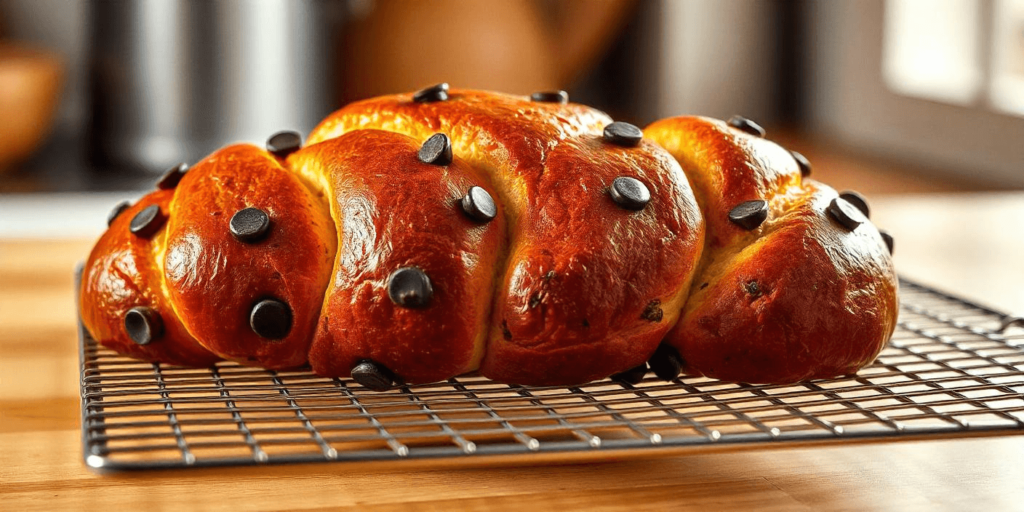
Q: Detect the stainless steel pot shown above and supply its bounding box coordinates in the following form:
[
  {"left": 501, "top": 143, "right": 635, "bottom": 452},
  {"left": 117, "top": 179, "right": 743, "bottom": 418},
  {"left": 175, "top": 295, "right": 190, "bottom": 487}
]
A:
[{"left": 88, "top": 0, "right": 333, "bottom": 173}]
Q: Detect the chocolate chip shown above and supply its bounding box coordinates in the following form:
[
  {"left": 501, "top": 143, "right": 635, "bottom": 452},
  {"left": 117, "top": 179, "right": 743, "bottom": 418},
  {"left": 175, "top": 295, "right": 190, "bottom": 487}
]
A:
[
  {"left": 249, "top": 299, "right": 292, "bottom": 340},
  {"left": 501, "top": 319, "right": 512, "bottom": 340},
  {"left": 230, "top": 207, "right": 272, "bottom": 243},
  {"left": 839, "top": 191, "right": 870, "bottom": 218},
  {"left": 728, "top": 199, "right": 769, "bottom": 230},
  {"left": 387, "top": 267, "right": 433, "bottom": 308},
  {"left": 641, "top": 300, "right": 663, "bottom": 322},
  {"left": 156, "top": 163, "right": 188, "bottom": 190},
  {"left": 790, "top": 150, "right": 811, "bottom": 177},
  {"left": 413, "top": 82, "right": 449, "bottom": 103},
  {"left": 648, "top": 344, "right": 683, "bottom": 380},
  {"left": 610, "top": 176, "right": 651, "bottom": 211},
  {"left": 461, "top": 186, "right": 497, "bottom": 222},
  {"left": 124, "top": 307, "right": 164, "bottom": 345},
  {"left": 880, "top": 231, "right": 894, "bottom": 255},
  {"left": 107, "top": 201, "right": 131, "bottom": 226},
  {"left": 827, "top": 197, "right": 866, "bottom": 231},
  {"left": 266, "top": 131, "right": 302, "bottom": 159},
  {"left": 351, "top": 360, "right": 396, "bottom": 391},
  {"left": 745, "top": 281, "right": 763, "bottom": 298},
  {"left": 727, "top": 115, "right": 765, "bottom": 137},
  {"left": 530, "top": 90, "right": 568, "bottom": 104},
  {"left": 603, "top": 121, "right": 643, "bottom": 147},
  {"left": 354, "top": 360, "right": 397, "bottom": 391},
  {"left": 129, "top": 205, "right": 166, "bottom": 238},
  {"left": 418, "top": 133, "right": 453, "bottom": 166},
  {"left": 611, "top": 364, "right": 648, "bottom": 385}
]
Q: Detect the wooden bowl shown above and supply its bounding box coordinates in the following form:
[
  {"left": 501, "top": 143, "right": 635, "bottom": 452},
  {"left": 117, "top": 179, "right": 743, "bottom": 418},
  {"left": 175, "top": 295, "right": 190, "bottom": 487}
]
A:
[{"left": 0, "top": 43, "right": 63, "bottom": 173}]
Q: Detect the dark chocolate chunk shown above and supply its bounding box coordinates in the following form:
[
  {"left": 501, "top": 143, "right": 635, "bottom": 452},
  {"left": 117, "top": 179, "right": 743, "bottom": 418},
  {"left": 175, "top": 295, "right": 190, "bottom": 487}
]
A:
[
  {"left": 530, "top": 90, "right": 569, "bottom": 104},
  {"left": 603, "top": 121, "right": 643, "bottom": 147},
  {"left": 790, "top": 150, "right": 811, "bottom": 177},
  {"left": 230, "top": 207, "right": 272, "bottom": 243},
  {"left": 129, "top": 205, "right": 166, "bottom": 238},
  {"left": 745, "top": 281, "right": 763, "bottom": 298},
  {"left": 827, "top": 197, "right": 866, "bottom": 231},
  {"left": 124, "top": 307, "right": 164, "bottom": 345},
  {"left": 266, "top": 131, "right": 302, "bottom": 159},
  {"left": 418, "top": 133, "right": 453, "bottom": 166},
  {"left": 461, "top": 186, "right": 497, "bottom": 222},
  {"left": 413, "top": 82, "right": 449, "bottom": 103},
  {"left": 727, "top": 115, "right": 766, "bottom": 137},
  {"left": 387, "top": 267, "right": 433, "bottom": 308},
  {"left": 728, "top": 199, "right": 769, "bottom": 230},
  {"left": 839, "top": 190, "right": 870, "bottom": 218},
  {"left": 648, "top": 344, "right": 683, "bottom": 381},
  {"left": 880, "top": 231, "right": 894, "bottom": 255},
  {"left": 107, "top": 201, "right": 131, "bottom": 226},
  {"left": 156, "top": 163, "right": 189, "bottom": 190},
  {"left": 351, "top": 359, "right": 396, "bottom": 391},
  {"left": 641, "top": 300, "right": 663, "bottom": 322},
  {"left": 611, "top": 364, "right": 648, "bottom": 385},
  {"left": 249, "top": 299, "right": 292, "bottom": 340},
  {"left": 610, "top": 176, "right": 651, "bottom": 211}
]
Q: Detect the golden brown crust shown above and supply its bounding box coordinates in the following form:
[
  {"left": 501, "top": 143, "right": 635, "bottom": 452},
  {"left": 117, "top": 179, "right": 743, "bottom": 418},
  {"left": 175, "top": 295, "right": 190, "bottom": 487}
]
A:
[
  {"left": 643, "top": 116, "right": 802, "bottom": 251},
  {"left": 666, "top": 182, "right": 898, "bottom": 382},
  {"left": 645, "top": 117, "right": 899, "bottom": 383},
  {"left": 478, "top": 134, "right": 703, "bottom": 385},
  {"left": 79, "top": 191, "right": 220, "bottom": 367},
  {"left": 162, "top": 144, "right": 335, "bottom": 369},
  {"left": 310, "top": 90, "right": 704, "bottom": 385},
  {"left": 79, "top": 90, "right": 898, "bottom": 387},
  {"left": 297, "top": 130, "right": 505, "bottom": 383}
]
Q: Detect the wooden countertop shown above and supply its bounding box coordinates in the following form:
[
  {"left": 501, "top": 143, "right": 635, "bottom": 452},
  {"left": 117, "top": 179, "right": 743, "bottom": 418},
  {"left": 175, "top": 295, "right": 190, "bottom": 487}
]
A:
[{"left": 2, "top": 192, "right": 1022, "bottom": 511}]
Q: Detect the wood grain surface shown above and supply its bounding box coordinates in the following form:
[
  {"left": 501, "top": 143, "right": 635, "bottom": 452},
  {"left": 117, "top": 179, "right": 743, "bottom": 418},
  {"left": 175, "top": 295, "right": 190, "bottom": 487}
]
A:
[{"left": 2, "top": 208, "right": 1022, "bottom": 512}]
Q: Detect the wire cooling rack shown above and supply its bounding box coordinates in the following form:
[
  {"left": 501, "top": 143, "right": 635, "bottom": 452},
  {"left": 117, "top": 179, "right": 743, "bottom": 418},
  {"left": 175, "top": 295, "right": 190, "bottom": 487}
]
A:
[{"left": 79, "top": 278, "right": 1024, "bottom": 472}]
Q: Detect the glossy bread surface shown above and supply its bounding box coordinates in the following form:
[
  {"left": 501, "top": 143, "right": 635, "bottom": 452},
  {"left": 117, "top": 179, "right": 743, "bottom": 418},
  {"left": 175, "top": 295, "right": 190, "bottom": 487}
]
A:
[
  {"left": 80, "top": 191, "right": 220, "bottom": 367},
  {"left": 666, "top": 182, "right": 898, "bottom": 382},
  {"left": 645, "top": 117, "right": 898, "bottom": 382},
  {"left": 295, "top": 130, "right": 505, "bottom": 383},
  {"left": 309, "top": 90, "right": 703, "bottom": 385},
  {"left": 79, "top": 89, "right": 898, "bottom": 386},
  {"left": 162, "top": 144, "right": 335, "bottom": 369}
]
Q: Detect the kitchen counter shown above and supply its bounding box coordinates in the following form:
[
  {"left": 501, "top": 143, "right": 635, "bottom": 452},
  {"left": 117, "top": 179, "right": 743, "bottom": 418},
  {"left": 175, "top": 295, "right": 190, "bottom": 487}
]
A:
[{"left": 2, "top": 192, "right": 1022, "bottom": 511}]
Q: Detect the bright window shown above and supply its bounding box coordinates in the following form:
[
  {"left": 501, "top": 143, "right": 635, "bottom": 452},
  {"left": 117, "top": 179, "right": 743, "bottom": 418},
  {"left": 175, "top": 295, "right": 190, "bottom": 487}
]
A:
[
  {"left": 882, "top": 0, "right": 983, "bottom": 105},
  {"left": 990, "top": 0, "right": 1024, "bottom": 116}
]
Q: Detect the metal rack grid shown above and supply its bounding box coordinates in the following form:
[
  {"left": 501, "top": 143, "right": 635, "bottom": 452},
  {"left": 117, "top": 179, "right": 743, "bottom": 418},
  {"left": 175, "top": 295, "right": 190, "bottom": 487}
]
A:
[{"left": 79, "top": 278, "right": 1024, "bottom": 472}]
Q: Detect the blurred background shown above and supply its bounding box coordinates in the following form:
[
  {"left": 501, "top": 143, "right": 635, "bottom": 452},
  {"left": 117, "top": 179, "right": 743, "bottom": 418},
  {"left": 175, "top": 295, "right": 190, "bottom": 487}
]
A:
[{"left": 0, "top": 0, "right": 1022, "bottom": 228}]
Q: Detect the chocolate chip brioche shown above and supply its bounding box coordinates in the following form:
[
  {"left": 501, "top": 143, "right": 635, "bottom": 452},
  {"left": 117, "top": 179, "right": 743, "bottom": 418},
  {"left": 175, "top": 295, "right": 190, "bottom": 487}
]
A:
[
  {"left": 80, "top": 86, "right": 898, "bottom": 389},
  {"left": 644, "top": 116, "right": 899, "bottom": 383}
]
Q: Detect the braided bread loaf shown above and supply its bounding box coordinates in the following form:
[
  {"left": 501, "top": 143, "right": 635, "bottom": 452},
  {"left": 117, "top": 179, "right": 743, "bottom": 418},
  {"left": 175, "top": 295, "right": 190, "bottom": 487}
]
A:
[{"left": 80, "top": 86, "right": 899, "bottom": 389}]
